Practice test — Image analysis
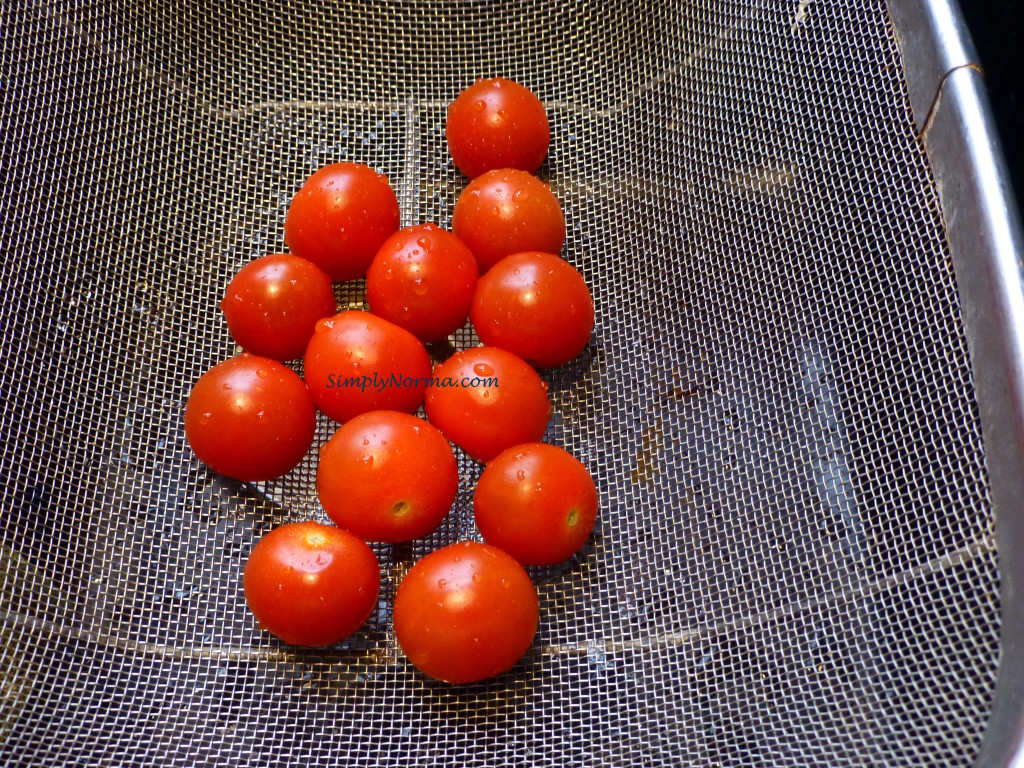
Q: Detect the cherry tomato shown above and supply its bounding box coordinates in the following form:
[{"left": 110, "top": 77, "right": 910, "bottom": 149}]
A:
[
  {"left": 304, "top": 310, "right": 432, "bottom": 423},
  {"left": 221, "top": 253, "right": 337, "bottom": 361},
  {"left": 184, "top": 354, "right": 316, "bottom": 481},
  {"left": 318, "top": 411, "right": 458, "bottom": 542},
  {"left": 243, "top": 521, "right": 380, "bottom": 646},
  {"left": 470, "top": 251, "right": 594, "bottom": 368},
  {"left": 393, "top": 541, "right": 538, "bottom": 683},
  {"left": 474, "top": 443, "right": 598, "bottom": 565},
  {"left": 284, "top": 163, "right": 400, "bottom": 282},
  {"left": 446, "top": 78, "right": 550, "bottom": 178},
  {"left": 365, "top": 223, "right": 478, "bottom": 342},
  {"left": 424, "top": 346, "right": 550, "bottom": 462},
  {"left": 453, "top": 169, "right": 565, "bottom": 272}
]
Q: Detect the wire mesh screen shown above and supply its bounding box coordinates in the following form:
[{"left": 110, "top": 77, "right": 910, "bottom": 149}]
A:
[{"left": 0, "top": 0, "right": 1002, "bottom": 765}]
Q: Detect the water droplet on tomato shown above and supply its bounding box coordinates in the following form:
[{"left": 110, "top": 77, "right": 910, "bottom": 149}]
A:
[
  {"left": 437, "top": 579, "right": 447, "bottom": 588},
  {"left": 452, "top": 554, "right": 461, "bottom": 563},
  {"left": 416, "top": 236, "right": 430, "bottom": 248},
  {"left": 362, "top": 438, "right": 369, "bottom": 446},
  {"left": 394, "top": 240, "right": 403, "bottom": 251},
  {"left": 256, "top": 369, "right": 268, "bottom": 379},
  {"left": 516, "top": 469, "right": 525, "bottom": 481},
  {"left": 412, "top": 279, "right": 427, "bottom": 296},
  {"left": 472, "top": 572, "right": 481, "bottom": 583},
  {"left": 473, "top": 99, "right": 486, "bottom": 112},
  {"left": 199, "top": 412, "right": 211, "bottom": 425},
  {"left": 473, "top": 363, "right": 493, "bottom": 376},
  {"left": 315, "top": 318, "right": 334, "bottom": 333},
  {"left": 362, "top": 454, "right": 374, "bottom": 467},
  {"left": 222, "top": 383, "right": 232, "bottom": 390}
]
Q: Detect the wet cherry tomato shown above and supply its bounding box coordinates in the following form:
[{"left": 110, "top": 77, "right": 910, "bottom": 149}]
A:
[
  {"left": 184, "top": 354, "right": 316, "bottom": 481},
  {"left": 474, "top": 443, "right": 598, "bottom": 565},
  {"left": 446, "top": 78, "right": 550, "bottom": 178},
  {"left": 453, "top": 169, "right": 565, "bottom": 272},
  {"left": 393, "top": 541, "right": 539, "bottom": 683},
  {"left": 424, "top": 346, "right": 550, "bottom": 462},
  {"left": 318, "top": 411, "right": 458, "bottom": 542},
  {"left": 304, "top": 310, "right": 432, "bottom": 423},
  {"left": 284, "top": 162, "right": 400, "bottom": 282},
  {"left": 221, "top": 253, "right": 337, "bottom": 361},
  {"left": 470, "top": 251, "right": 594, "bottom": 367},
  {"left": 243, "top": 521, "right": 380, "bottom": 646},
  {"left": 366, "top": 223, "right": 478, "bottom": 342}
]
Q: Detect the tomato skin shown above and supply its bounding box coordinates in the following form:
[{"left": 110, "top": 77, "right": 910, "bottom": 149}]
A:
[
  {"left": 284, "top": 163, "right": 401, "bottom": 282},
  {"left": 243, "top": 522, "right": 380, "bottom": 646},
  {"left": 470, "top": 251, "right": 594, "bottom": 368},
  {"left": 221, "top": 254, "right": 337, "bottom": 361},
  {"left": 365, "top": 223, "right": 478, "bottom": 342},
  {"left": 318, "top": 411, "right": 458, "bottom": 542},
  {"left": 424, "top": 346, "right": 551, "bottom": 462},
  {"left": 453, "top": 169, "right": 565, "bottom": 272},
  {"left": 393, "top": 541, "right": 539, "bottom": 683},
  {"left": 304, "top": 311, "right": 432, "bottom": 423},
  {"left": 184, "top": 354, "right": 316, "bottom": 481},
  {"left": 445, "top": 78, "right": 550, "bottom": 178},
  {"left": 474, "top": 443, "right": 598, "bottom": 565}
]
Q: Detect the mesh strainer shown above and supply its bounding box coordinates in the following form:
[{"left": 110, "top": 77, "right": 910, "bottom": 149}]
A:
[{"left": 3, "top": 0, "right": 1024, "bottom": 765}]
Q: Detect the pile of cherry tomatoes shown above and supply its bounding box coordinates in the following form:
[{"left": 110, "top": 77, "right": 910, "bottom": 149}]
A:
[{"left": 184, "top": 78, "right": 596, "bottom": 684}]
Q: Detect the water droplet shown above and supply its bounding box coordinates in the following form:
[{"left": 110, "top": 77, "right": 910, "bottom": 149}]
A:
[
  {"left": 438, "top": 579, "right": 448, "bottom": 588},
  {"left": 473, "top": 363, "right": 494, "bottom": 376},
  {"left": 482, "top": 390, "right": 490, "bottom": 399},
  {"left": 394, "top": 240, "right": 404, "bottom": 251},
  {"left": 362, "top": 454, "right": 374, "bottom": 467},
  {"left": 362, "top": 437, "right": 370, "bottom": 446},
  {"left": 256, "top": 369, "right": 268, "bottom": 379},
  {"left": 384, "top": 269, "right": 393, "bottom": 280},
  {"left": 416, "top": 236, "right": 430, "bottom": 248},
  {"left": 412, "top": 279, "right": 428, "bottom": 296},
  {"left": 199, "top": 412, "right": 211, "bottom": 425},
  {"left": 472, "top": 572, "right": 482, "bottom": 583},
  {"left": 473, "top": 99, "right": 486, "bottom": 112},
  {"left": 222, "top": 383, "right": 232, "bottom": 390},
  {"left": 316, "top": 318, "right": 334, "bottom": 333},
  {"left": 501, "top": 578, "right": 509, "bottom": 588},
  {"left": 257, "top": 410, "right": 265, "bottom": 419},
  {"left": 453, "top": 555, "right": 461, "bottom": 563},
  {"left": 516, "top": 469, "right": 526, "bottom": 481}
]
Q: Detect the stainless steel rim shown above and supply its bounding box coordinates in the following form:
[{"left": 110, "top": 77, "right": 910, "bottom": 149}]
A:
[{"left": 889, "top": 1, "right": 1024, "bottom": 765}]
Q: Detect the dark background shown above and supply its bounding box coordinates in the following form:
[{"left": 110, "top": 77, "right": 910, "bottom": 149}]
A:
[{"left": 961, "top": 3, "right": 1024, "bottom": 214}]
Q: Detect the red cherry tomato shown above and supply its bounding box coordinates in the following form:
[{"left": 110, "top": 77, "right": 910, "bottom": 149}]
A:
[
  {"left": 453, "top": 169, "right": 565, "bottom": 272},
  {"left": 446, "top": 78, "right": 550, "bottom": 178},
  {"left": 221, "top": 254, "right": 337, "bottom": 361},
  {"left": 393, "top": 541, "right": 538, "bottom": 683},
  {"left": 474, "top": 443, "right": 598, "bottom": 565},
  {"left": 184, "top": 354, "right": 316, "bottom": 481},
  {"left": 366, "top": 223, "right": 478, "bottom": 342},
  {"left": 318, "top": 411, "right": 458, "bottom": 542},
  {"left": 470, "top": 251, "right": 594, "bottom": 368},
  {"left": 304, "top": 311, "right": 432, "bottom": 423},
  {"left": 243, "top": 521, "right": 380, "bottom": 646},
  {"left": 284, "top": 163, "right": 400, "bottom": 282},
  {"left": 424, "top": 346, "right": 550, "bottom": 462}
]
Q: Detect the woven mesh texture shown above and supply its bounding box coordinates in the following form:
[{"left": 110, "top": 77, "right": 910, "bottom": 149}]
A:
[{"left": 0, "top": 1, "right": 1001, "bottom": 765}]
